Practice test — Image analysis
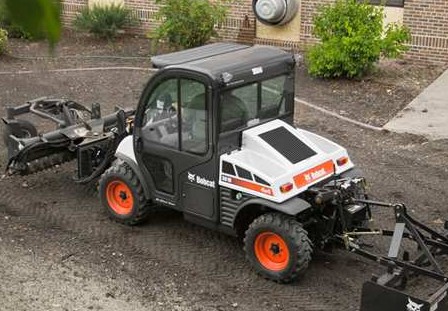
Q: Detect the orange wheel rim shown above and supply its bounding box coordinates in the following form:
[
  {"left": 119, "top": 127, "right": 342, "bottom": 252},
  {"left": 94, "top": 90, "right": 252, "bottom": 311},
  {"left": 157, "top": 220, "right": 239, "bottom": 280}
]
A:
[
  {"left": 106, "top": 180, "right": 134, "bottom": 216},
  {"left": 254, "top": 232, "right": 290, "bottom": 271}
]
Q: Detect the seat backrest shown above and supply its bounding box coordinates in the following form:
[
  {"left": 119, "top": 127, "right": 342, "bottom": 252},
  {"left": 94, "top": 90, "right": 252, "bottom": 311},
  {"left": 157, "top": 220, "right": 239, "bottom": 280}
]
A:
[{"left": 220, "top": 94, "right": 248, "bottom": 132}]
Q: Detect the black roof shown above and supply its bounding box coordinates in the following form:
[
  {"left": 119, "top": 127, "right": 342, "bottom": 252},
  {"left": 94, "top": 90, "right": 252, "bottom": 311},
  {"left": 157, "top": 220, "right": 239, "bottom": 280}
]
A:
[{"left": 151, "top": 43, "right": 295, "bottom": 85}]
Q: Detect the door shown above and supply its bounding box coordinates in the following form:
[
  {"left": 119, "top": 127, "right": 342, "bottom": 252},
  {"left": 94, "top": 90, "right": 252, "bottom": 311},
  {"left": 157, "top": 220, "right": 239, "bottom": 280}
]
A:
[{"left": 133, "top": 71, "right": 218, "bottom": 220}]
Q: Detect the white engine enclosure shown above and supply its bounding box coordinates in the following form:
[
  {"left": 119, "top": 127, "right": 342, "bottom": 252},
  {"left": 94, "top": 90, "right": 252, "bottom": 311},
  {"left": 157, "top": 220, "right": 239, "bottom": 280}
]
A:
[
  {"left": 115, "top": 119, "right": 354, "bottom": 204},
  {"left": 219, "top": 119, "right": 354, "bottom": 203}
]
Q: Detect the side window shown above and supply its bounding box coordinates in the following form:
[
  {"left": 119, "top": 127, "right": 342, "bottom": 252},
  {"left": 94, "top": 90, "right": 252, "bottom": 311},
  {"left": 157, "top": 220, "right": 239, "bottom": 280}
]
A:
[
  {"left": 180, "top": 79, "right": 207, "bottom": 154},
  {"left": 142, "top": 78, "right": 179, "bottom": 149}
]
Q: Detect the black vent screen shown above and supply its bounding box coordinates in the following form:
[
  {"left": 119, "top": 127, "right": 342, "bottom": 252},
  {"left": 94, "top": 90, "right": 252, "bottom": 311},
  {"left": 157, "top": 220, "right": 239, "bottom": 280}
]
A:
[
  {"left": 259, "top": 127, "right": 316, "bottom": 164},
  {"left": 236, "top": 166, "right": 253, "bottom": 180},
  {"left": 254, "top": 175, "right": 270, "bottom": 186},
  {"left": 222, "top": 161, "right": 236, "bottom": 176}
]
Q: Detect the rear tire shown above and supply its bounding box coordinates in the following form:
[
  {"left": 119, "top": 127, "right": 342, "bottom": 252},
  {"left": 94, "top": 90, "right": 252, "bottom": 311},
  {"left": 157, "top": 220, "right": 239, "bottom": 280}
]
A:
[
  {"left": 99, "top": 160, "right": 151, "bottom": 225},
  {"left": 244, "top": 213, "right": 313, "bottom": 283}
]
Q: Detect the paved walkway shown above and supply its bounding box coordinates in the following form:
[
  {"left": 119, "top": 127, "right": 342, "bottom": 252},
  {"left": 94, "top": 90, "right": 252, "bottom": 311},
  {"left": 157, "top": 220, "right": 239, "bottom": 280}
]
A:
[{"left": 384, "top": 68, "right": 448, "bottom": 140}]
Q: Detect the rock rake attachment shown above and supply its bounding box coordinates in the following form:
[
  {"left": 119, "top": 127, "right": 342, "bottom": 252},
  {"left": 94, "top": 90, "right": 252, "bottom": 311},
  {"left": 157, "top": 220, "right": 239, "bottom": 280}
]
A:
[
  {"left": 345, "top": 200, "right": 448, "bottom": 311},
  {"left": 2, "top": 97, "right": 134, "bottom": 183}
]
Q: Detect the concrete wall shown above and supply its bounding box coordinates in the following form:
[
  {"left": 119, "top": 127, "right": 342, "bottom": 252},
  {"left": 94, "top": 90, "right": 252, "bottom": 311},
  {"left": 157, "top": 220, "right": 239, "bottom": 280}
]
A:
[
  {"left": 256, "top": 12, "right": 302, "bottom": 43},
  {"left": 383, "top": 7, "right": 404, "bottom": 26}
]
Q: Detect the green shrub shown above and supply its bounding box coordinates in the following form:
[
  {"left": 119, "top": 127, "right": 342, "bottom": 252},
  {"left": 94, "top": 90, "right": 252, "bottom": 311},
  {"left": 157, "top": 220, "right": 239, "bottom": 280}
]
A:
[
  {"left": 0, "top": 0, "right": 60, "bottom": 44},
  {"left": 0, "top": 0, "right": 36, "bottom": 39},
  {"left": 153, "top": 0, "right": 228, "bottom": 49},
  {"left": 0, "top": 28, "right": 7, "bottom": 54},
  {"left": 306, "top": 0, "right": 411, "bottom": 78},
  {"left": 73, "top": 4, "right": 136, "bottom": 39}
]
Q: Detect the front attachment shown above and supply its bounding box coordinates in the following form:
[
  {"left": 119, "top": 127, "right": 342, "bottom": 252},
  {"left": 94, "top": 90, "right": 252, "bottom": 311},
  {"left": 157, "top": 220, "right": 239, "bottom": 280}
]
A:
[{"left": 3, "top": 98, "right": 134, "bottom": 183}]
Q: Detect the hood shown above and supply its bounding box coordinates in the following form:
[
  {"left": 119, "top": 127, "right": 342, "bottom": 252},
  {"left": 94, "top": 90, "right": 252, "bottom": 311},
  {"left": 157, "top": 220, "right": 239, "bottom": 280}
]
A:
[{"left": 219, "top": 119, "right": 354, "bottom": 203}]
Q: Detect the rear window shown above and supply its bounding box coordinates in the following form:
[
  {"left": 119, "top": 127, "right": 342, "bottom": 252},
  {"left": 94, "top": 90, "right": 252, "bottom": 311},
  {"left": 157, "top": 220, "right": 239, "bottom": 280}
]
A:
[{"left": 219, "top": 75, "right": 291, "bottom": 133}]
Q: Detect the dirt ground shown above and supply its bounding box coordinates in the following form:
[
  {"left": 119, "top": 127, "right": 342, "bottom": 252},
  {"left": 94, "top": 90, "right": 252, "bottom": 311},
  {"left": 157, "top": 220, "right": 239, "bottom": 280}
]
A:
[{"left": 1, "top": 36, "right": 448, "bottom": 311}]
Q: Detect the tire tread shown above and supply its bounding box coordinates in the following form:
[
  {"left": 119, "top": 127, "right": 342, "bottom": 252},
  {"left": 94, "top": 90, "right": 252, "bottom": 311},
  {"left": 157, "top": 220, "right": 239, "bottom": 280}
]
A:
[
  {"left": 99, "top": 159, "right": 152, "bottom": 226},
  {"left": 243, "top": 213, "right": 313, "bottom": 283}
]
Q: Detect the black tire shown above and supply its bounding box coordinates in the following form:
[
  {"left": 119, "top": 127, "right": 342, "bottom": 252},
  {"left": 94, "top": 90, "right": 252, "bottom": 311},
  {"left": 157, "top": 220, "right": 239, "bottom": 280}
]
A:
[
  {"left": 99, "top": 159, "right": 152, "bottom": 225},
  {"left": 244, "top": 213, "right": 313, "bottom": 283},
  {"left": 3, "top": 119, "right": 38, "bottom": 145}
]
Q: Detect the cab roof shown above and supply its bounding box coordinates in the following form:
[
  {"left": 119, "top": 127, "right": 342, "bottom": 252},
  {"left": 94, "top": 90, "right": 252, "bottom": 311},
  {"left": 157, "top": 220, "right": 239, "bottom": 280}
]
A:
[{"left": 151, "top": 43, "right": 295, "bottom": 86}]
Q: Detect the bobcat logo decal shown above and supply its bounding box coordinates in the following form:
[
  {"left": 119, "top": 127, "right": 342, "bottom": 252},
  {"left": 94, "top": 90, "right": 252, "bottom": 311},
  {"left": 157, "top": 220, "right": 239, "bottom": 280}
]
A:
[
  {"left": 187, "top": 172, "right": 196, "bottom": 183},
  {"left": 406, "top": 298, "right": 423, "bottom": 311},
  {"left": 187, "top": 172, "right": 215, "bottom": 188}
]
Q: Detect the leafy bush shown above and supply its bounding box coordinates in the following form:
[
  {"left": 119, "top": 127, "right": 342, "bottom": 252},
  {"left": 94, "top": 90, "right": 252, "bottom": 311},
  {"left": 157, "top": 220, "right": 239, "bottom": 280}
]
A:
[
  {"left": 0, "top": 0, "right": 37, "bottom": 39},
  {"left": 306, "top": 0, "right": 411, "bottom": 78},
  {"left": 0, "top": 28, "right": 7, "bottom": 54},
  {"left": 0, "top": 0, "right": 60, "bottom": 44},
  {"left": 73, "top": 4, "right": 136, "bottom": 39},
  {"left": 153, "top": 0, "right": 228, "bottom": 49}
]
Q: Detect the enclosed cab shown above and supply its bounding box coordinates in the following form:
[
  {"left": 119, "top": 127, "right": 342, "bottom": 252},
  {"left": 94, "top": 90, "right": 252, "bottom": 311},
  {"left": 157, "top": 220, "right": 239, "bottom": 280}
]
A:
[{"left": 101, "top": 43, "right": 367, "bottom": 282}]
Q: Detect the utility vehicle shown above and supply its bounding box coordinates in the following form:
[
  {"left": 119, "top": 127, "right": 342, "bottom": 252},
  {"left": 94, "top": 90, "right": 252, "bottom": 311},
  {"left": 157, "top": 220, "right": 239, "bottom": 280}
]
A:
[{"left": 3, "top": 43, "right": 448, "bottom": 311}]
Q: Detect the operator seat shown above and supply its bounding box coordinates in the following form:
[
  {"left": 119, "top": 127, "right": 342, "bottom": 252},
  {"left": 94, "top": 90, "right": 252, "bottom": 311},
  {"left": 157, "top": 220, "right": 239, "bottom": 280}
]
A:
[
  {"left": 155, "top": 93, "right": 175, "bottom": 120},
  {"left": 144, "top": 93, "right": 178, "bottom": 146}
]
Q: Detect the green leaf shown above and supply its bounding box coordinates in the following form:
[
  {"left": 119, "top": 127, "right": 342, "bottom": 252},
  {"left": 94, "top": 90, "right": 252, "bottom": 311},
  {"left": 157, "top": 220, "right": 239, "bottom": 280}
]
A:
[{"left": 5, "top": 0, "right": 61, "bottom": 46}]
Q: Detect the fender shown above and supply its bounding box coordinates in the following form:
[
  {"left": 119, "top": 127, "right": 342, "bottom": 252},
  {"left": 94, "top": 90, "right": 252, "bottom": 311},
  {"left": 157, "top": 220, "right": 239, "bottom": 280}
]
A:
[
  {"left": 114, "top": 135, "right": 153, "bottom": 200},
  {"left": 338, "top": 167, "right": 364, "bottom": 179},
  {"left": 115, "top": 153, "right": 152, "bottom": 201},
  {"left": 233, "top": 196, "right": 311, "bottom": 227}
]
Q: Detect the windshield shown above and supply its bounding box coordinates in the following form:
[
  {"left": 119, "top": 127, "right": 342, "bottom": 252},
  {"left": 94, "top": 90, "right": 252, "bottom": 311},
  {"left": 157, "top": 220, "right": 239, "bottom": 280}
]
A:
[{"left": 219, "top": 75, "right": 292, "bottom": 133}]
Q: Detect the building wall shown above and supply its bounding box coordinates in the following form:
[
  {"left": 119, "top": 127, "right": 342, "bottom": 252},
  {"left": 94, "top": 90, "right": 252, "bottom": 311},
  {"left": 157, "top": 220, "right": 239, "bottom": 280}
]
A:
[
  {"left": 299, "top": 0, "right": 334, "bottom": 45},
  {"left": 90, "top": 0, "right": 124, "bottom": 7},
  {"left": 61, "top": 0, "right": 88, "bottom": 24},
  {"left": 61, "top": 0, "right": 256, "bottom": 44},
  {"left": 60, "top": 0, "right": 448, "bottom": 65},
  {"left": 403, "top": 0, "right": 448, "bottom": 64}
]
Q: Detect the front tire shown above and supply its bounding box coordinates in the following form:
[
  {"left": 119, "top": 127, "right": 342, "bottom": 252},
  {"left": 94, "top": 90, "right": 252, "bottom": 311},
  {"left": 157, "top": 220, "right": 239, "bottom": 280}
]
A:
[
  {"left": 244, "top": 213, "right": 313, "bottom": 283},
  {"left": 99, "top": 160, "right": 151, "bottom": 225}
]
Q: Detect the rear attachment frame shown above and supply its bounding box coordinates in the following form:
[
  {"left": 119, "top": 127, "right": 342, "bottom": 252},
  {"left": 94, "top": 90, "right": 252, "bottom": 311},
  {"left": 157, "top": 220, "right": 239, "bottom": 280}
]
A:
[{"left": 342, "top": 200, "right": 448, "bottom": 311}]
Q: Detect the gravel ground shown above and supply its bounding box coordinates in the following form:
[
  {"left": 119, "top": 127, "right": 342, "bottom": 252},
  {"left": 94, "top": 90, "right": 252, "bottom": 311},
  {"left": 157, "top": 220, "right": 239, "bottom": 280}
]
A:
[{"left": 0, "top": 37, "right": 447, "bottom": 311}]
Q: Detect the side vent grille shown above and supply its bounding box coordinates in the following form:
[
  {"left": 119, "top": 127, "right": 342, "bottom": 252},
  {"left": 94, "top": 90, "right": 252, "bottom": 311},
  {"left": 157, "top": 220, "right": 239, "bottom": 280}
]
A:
[
  {"left": 220, "top": 188, "right": 250, "bottom": 227},
  {"left": 235, "top": 165, "right": 253, "bottom": 180}
]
